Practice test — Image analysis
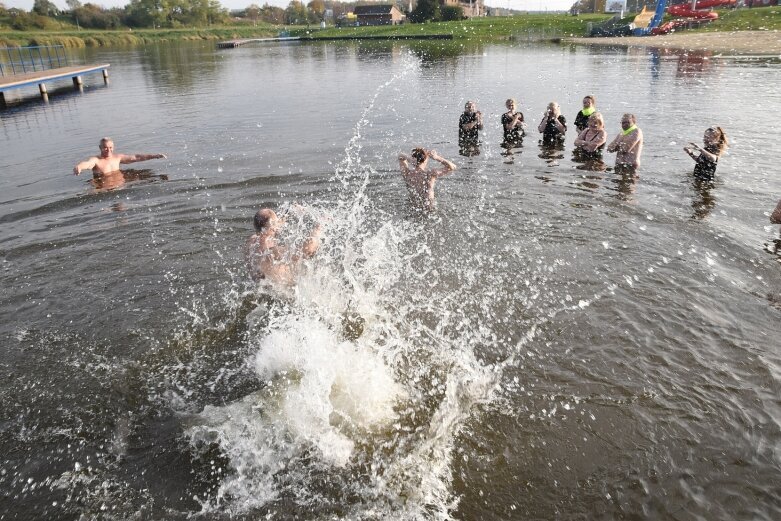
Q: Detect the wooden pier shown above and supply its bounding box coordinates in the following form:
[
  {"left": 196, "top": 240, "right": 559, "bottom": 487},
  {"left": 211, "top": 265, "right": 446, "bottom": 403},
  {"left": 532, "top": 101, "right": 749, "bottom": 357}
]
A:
[
  {"left": 216, "top": 33, "right": 453, "bottom": 48},
  {"left": 0, "top": 64, "right": 110, "bottom": 104},
  {"left": 217, "top": 36, "right": 301, "bottom": 48}
]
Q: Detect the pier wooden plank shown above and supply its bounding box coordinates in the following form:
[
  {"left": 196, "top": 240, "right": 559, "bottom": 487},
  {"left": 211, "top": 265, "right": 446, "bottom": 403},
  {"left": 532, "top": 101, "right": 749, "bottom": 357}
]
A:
[
  {"left": 0, "top": 64, "right": 110, "bottom": 93},
  {"left": 217, "top": 37, "right": 301, "bottom": 48}
]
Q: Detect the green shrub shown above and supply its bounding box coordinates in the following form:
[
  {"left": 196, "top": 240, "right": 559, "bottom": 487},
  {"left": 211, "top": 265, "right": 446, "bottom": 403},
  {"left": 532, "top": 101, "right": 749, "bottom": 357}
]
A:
[{"left": 440, "top": 6, "right": 464, "bottom": 22}]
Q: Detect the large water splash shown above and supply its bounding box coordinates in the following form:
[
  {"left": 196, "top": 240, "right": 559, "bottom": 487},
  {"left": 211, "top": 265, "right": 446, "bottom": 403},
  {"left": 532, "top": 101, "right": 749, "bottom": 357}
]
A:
[{"left": 180, "top": 50, "right": 618, "bottom": 519}]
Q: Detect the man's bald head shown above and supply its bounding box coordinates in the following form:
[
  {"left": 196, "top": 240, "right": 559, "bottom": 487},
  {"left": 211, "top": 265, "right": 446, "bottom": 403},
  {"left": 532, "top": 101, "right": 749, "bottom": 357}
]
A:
[{"left": 253, "top": 208, "right": 278, "bottom": 231}]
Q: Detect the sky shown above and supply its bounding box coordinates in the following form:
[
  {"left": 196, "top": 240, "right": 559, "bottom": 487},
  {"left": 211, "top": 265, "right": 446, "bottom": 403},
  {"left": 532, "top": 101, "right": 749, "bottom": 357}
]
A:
[{"left": 4, "top": 0, "right": 575, "bottom": 14}]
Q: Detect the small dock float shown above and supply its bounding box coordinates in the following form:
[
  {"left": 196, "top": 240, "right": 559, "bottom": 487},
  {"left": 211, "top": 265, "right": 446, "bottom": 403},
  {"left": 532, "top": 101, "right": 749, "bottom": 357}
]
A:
[{"left": 217, "top": 36, "right": 301, "bottom": 48}]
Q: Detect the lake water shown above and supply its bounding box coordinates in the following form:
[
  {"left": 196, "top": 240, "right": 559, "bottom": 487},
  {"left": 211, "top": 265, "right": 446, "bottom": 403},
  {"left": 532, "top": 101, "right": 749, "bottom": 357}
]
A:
[{"left": 1, "top": 39, "right": 780, "bottom": 520}]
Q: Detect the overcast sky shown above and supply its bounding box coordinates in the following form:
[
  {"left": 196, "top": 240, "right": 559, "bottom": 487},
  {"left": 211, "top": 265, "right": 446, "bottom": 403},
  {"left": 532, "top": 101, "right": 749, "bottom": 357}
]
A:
[{"left": 4, "top": 0, "right": 576, "bottom": 14}]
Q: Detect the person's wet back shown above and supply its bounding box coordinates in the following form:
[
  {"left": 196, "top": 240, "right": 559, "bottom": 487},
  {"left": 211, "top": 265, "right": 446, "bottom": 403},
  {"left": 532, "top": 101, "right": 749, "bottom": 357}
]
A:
[{"left": 399, "top": 148, "right": 457, "bottom": 211}]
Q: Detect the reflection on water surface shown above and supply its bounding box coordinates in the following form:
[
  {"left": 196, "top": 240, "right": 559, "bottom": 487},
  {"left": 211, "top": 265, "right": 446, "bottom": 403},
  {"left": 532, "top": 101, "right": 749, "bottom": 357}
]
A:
[{"left": 1, "top": 39, "right": 780, "bottom": 521}]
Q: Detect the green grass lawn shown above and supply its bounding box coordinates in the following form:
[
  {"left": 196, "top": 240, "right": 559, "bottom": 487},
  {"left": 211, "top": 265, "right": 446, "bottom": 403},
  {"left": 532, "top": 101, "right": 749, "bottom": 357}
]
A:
[
  {"left": 697, "top": 5, "right": 781, "bottom": 31},
  {"left": 0, "top": 24, "right": 284, "bottom": 47},
  {"left": 291, "top": 14, "right": 614, "bottom": 40}
]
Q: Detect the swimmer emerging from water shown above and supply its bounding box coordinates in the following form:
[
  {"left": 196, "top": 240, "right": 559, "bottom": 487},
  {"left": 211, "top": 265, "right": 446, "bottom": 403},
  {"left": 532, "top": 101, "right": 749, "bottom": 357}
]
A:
[
  {"left": 245, "top": 208, "right": 322, "bottom": 285},
  {"left": 73, "top": 137, "right": 166, "bottom": 175},
  {"left": 398, "top": 148, "right": 457, "bottom": 211}
]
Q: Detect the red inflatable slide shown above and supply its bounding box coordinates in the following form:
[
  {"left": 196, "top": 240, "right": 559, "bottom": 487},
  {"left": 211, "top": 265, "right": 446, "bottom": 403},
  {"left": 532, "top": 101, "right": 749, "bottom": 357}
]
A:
[
  {"left": 667, "top": 0, "right": 736, "bottom": 18},
  {"left": 651, "top": 0, "right": 736, "bottom": 34}
]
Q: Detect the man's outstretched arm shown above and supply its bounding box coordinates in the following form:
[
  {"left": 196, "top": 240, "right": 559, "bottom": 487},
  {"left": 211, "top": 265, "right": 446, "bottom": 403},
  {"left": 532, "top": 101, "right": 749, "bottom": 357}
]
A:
[
  {"left": 73, "top": 158, "right": 97, "bottom": 175},
  {"left": 119, "top": 153, "right": 167, "bottom": 165}
]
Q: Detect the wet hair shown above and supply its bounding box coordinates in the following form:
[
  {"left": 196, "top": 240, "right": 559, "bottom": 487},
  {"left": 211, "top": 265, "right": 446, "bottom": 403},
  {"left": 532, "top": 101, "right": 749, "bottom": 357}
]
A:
[
  {"left": 411, "top": 148, "right": 427, "bottom": 164},
  {"left": 506, "top": 98, "right": 517, "bottom": 107},
  {"left": 253, "top": 208, "right": 275, "bottom": 231},
  {"left": 547, "top": 101, "right": 559, "bottom": 111},
  {"left": 622, "top": 113, "right": 636, "bottom": 124},
  {"left": 706, "top": 127, "right": 729, "bottom": 156},
  {"left": 584, "top": 95, "right": 596, "bottom": 105},
  {"left": 588, "top": 112, "right": 604, "bottom": 129},
  {"left": 99, "top": 137, "right": 113, "bottom": 146}
]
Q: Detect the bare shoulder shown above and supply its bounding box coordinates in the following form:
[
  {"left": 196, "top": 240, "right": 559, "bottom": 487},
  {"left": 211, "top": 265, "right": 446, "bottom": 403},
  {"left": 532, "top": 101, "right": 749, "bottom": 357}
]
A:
[{"left": 771, "top": 199, "right": 781, "bottom": 224}]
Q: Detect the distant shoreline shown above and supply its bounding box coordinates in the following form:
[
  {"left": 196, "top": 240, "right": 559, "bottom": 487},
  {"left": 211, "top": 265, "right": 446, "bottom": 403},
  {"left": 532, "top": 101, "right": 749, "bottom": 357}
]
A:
[{"left": 564, "top": 30, "right": 781, "bottom": 55}]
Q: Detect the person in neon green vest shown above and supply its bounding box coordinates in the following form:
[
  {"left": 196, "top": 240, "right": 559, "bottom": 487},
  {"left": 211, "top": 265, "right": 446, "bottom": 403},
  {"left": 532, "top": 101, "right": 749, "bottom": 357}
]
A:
[
  {"left": 607, "top": 113, "right": 644, "bottom": 174},
  {"left": 574, "top": 95, "right": 597, "bottom": 133}
]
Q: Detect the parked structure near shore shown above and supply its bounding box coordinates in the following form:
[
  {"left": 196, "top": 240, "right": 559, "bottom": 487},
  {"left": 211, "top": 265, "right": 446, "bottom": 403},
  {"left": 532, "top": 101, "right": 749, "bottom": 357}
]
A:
[
  {"left": 353, "top": 5, "right": 406, "bottom": 25},
  {"left": 441, "top": 0, "right": 485, "bottom": 17}
]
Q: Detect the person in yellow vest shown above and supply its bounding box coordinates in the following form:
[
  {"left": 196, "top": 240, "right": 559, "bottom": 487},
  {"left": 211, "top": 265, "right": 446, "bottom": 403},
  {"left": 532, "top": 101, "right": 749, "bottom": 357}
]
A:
[
  {"left": 607, "top": 114, "right": 644, "bottom": 174},
  {"left": 574, "top": 95, "right": 597, "bottom": 133}
]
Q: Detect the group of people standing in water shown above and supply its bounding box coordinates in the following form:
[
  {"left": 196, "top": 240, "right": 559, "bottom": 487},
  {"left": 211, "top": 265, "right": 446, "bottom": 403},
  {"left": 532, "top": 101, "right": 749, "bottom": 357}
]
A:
[
  {"left": 457, "top": 94, "right": 730, "bottom": 179},
  {"left": 71, "top": 95, "right": 778, "bottom": 286}
]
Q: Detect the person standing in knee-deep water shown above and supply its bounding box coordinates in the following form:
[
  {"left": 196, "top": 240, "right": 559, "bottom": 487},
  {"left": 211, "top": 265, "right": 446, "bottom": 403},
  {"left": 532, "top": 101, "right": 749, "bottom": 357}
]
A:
[
  {"left": 538, "top": 102, "right": 567, "bottom": 146},
  {"left": 399, "top": 148, "right": 457, "bottom": 211},
  {"left": 607, "top": 113, "right": 644, "bottom": 174},
  {"left": 459, "top": 101, "right": 483, "bottom": 148},
  {"left": 73, "top": 137, "right": 166, "bottom": 175},
  {"left": 684, "top": 127, "right": 728, "bottom": 181},
  {"left": 574, "top": 95, "right": 597, "bottom": 133},
  {"left": 501, "top": 98, "right": 526, "bottom": 148}
]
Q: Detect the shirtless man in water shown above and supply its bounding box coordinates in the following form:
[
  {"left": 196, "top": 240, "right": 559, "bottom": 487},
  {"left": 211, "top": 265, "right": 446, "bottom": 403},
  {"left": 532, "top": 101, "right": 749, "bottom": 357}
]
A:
[
  {"left": 245, "top": 208, "right": 322, "bottom": 285},
  {"left": 398, "top": 148, "right": 457, "bottom": 211},
  {"left": 73, "top": 137, "right": 166, "bottom": 175}
]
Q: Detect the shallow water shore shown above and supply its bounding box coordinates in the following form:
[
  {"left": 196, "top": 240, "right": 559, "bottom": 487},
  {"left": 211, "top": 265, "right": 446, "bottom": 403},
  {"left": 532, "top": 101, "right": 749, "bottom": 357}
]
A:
[{"left": 565, "top": 30, "right": 781, "bottom": 55}]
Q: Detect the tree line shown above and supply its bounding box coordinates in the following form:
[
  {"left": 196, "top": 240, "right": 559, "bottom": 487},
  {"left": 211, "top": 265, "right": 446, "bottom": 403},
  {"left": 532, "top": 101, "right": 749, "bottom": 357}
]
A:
[{"left": 0, "top": 0, "right": 464, "bottom": 31}]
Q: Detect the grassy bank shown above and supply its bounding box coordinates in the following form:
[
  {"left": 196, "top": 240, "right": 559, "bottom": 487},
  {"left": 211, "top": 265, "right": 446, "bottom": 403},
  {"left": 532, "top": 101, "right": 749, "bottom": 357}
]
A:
[
  {"left": 1, "top": 7, "right": 778, "bottom": 48},
  {"left": 695, "top": 6, "right": 781, "bottom": 31},
  {"left": 0, "top": 24, "right": 283, "bottom": 47},
  {"left": 292, "top": 13, "right": 614, "bottom": 40}
]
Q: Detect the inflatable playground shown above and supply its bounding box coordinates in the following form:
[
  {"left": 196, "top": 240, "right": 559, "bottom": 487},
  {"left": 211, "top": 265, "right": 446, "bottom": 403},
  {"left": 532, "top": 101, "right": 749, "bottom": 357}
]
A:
[{"left": 590, "top": 0, "right": 737, "bottom": 37}]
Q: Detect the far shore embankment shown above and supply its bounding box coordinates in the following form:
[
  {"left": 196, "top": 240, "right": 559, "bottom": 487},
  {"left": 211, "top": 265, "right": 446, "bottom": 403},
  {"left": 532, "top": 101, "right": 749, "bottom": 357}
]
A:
[{"left": 564, "top": 30, "right": 781, "bottom": 56}]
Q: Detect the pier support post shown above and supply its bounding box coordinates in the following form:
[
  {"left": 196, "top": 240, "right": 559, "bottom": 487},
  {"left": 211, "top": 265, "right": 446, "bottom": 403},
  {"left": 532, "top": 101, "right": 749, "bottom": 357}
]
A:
[
  {"left": 102, "top": 69, "right": 109, "bottom": 85},
  {"left": 0, "top": 92, "right": 6, "bottom": 108},
  {"left": 39, "top": 83, "right": 49, "bottom": 103},
  {"left": 73, "top": 75, "right": 84, "bottom": 93}
]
